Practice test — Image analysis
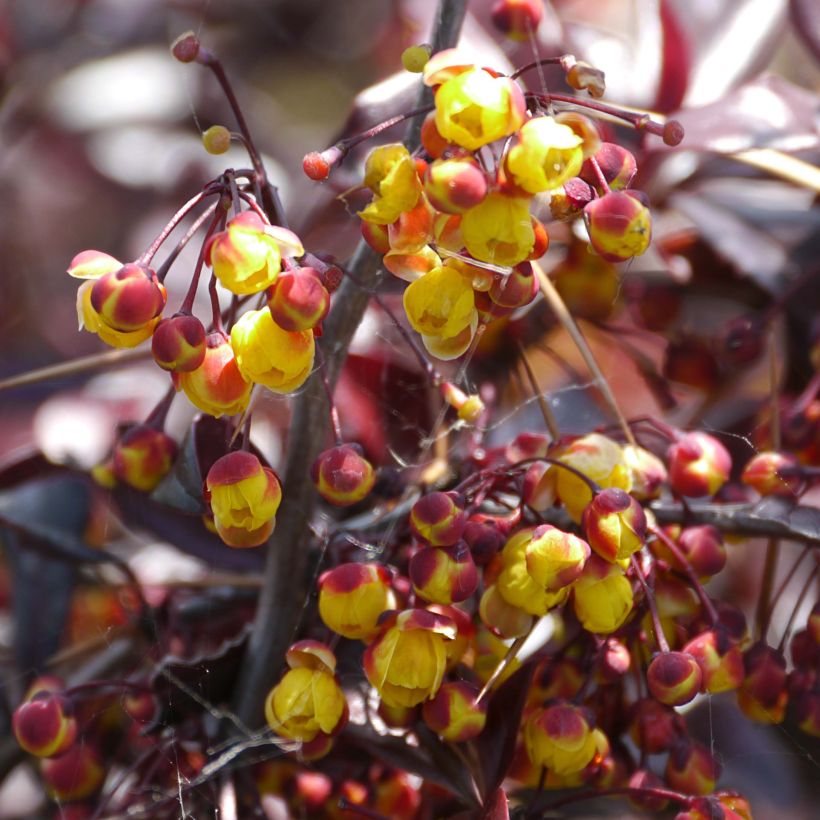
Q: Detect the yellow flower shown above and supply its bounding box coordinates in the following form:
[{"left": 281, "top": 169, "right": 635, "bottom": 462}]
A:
[
  {"left": 524, "top": 702, "right": 597, "bottom": 777},
  {"left": 206, "top": 451, "right": 282, "bottom": 547},
  {"left": 363, "top": 609, "right": 455, "bottom": 708},
  {"left": 318, "top": 563, "right": 396, "bottom": 641},
  {"left": 230, "top": 309, "right": 315, "bottom": 393},
  {"left": 264, "top": 645, "right": 347, "bottom": 742},
  {"left": 358, "top": 144, "right": 421, "bottom": 225},
  {"left": 572, "top": 555, "right": 633, "bottom": 634},
  {"left": 403, "top": 265, "right": 476, "bottom": 340},
  {"left": 461, "top": 192, "right": 535, "bottom": 268},
  {"left": 207, "top": 211, "right": 282, "bottom": 295},
  {"left": 434, "top": 68, "right": 525, "bottom": 151},
  {"left": 555, "top": 433, "right": 632, "bottom": 522},
  {"left": 505, "top": 116, "right": 584, "bottom": 194}
]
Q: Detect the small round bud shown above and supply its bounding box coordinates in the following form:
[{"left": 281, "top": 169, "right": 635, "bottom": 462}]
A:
[
  {"left": 112, "top": 425, "right": 178, "bottom": 493},
  {"left": 462, "top": 519, "right": 504, "bottom": 566},
  {"left": 491, "top": 0, "right": 544, "bottom": 41},
  {"left": 582, "top": 487, "right": 647, "bottom": 563},
  {"left": 318, "top": 563, "right": 395, "bottom": 641},
  {"left": 410, "top": 492, "right": 465, "bottom": 546},
  {"left": 647, "top": 651, "right": 702, "bottom": 706},
  {"left": 13, "top": 693, "right": 76, "bottom": 758},
  {"left": 311, "top": 444, "right": 375, "bottom": 507},
  {"left": 410, "top": 542, "right": 478, "bottom": 605},
  {"left": 90, "top": 264, "right": 166, "bottom": 332},
  {"left": 665, "top": 740, "right": 720, "bottom": 796},
  {"left": 663, "top": 119, "right": 685, "bottom": 146},
  {"left": 667, "top": 432, "right": 731, "bottom": 498},
  {"left": 41, "top": 744, "right": 105, "bottom": 802},
  {"left": 488, "top": 262, "right": 538, "bottom": 310},
  {"left": 424, "top": 158, "right": 487, "bottom": 215},
  {"left": 171, "top": 31, "right": 200, "bottom": 63},
  {"left": 584, "top": 191, "right": 651, "bottom": 263},
  {"left": 151, "top": 312, "right": 207, "bottom": 372},
  {"left": 628, "top": 697, "right": 684, "bottom": 753},
  {"left": 682, "top": 630, "right": 744, "bottom": 694},
  {"left": 597, "top": 637, "right": 631, "bottom": 682},
  {"left": 676, "top": 525, "right": 727, "bottom": 579},
  {"left": 269, "top": 267, "right": 329, "bottom": 332},
  {"left": 422, "top": 681, "right": 487, "bottom": 742},
  {"left": 402, "top": 44, "right": 432, "bottom": 73},
  {"left": 524, "top": 701, "right": 597, "bottom": 776},
  {"left": 421, "top": 111, "right": 450, "bottom": 158},
  {"left": 202, "top": 125, "right": 231, "bottom": 154},
  {"left": 580, "top": 143, "right": 637, "bottom": 191},
  {"left": 741, "top": 450, "right": 801, "bottom": 496},
  {"left": 737, "top": 641, "right": 788, "bottom": 724},
  {"left": 302, "top": 146, "right": 344, "bottom": 182}
]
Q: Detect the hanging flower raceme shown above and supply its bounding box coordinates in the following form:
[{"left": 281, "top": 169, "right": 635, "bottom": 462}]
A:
[
  {"left": 318, "top": 563, "right": 396, "bottom": 641},
  {"left": 358, "top": 144, "right": 422, "bottom": 225},
  {"left": 206, "top": 211, "right": 282, "bottom": 295},
  {"left": 460, "top": 192, "right": 535, "bottom": 268},
  {"left": 505, "top": 116, "right": 584, "bottom": 194},
  {"left": 363, "top": 609, "right": 456, "bottom": 708},
  {"left": 176, "top": 332, "right": 252, "bottom": 417},
  {"left": 230, "top": 308, "right": 315, "bottom": 393},
  {"left": 431, "top": 66, "right": 526, "bottom": 152},
  {"left": 205, "top": 451, "right": 282, "bottom": 547},
  {"left": 264, "top": 642, "right": 348, "bottom": 746}
]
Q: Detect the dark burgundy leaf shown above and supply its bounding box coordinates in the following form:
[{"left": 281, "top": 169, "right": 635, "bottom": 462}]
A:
[
  {"left": 476, "top": 661, "right": 535, "bottom": 801},
  {"left": 655, "top": 0, "right": 691, "bottom": 113},
  {"left": 663, "top": 75, "right": 819, "bottom": 154},
  {"left": 790, "top": 0, "right": 820, "bottom": 63},
  {"left": 0, "top": 449, "right": 67, "bottom": 491}
]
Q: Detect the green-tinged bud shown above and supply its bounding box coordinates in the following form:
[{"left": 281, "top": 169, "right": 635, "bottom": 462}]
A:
[
  {"left": 584, "top": 191, "right": 651, "bottom": 262},
  {"left": 202, "top": 125, "right": 231, "bottom": 154},
  {"left": 647, "top": 651, "right": 702, "bottom": 706},
  {"left": 402, "top": 43, "right": 432, "bottom": 73},
  {"left": 422, "top": 681, "right": 487, "bottom": 742}
]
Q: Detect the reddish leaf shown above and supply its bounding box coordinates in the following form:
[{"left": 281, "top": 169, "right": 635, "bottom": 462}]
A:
[
  {"left": 655, "top": 0, "right": 691, "bottom": 113},
  {"left": 791, "top": 0, "right": 820, "bottom": 62}
]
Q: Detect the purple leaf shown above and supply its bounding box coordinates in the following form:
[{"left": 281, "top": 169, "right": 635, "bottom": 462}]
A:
[{"left": 791, "top": 0, "right": 820, "bottom": 63}]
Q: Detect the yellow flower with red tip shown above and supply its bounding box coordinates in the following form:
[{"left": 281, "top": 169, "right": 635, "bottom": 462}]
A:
[
  {"left": 177, "top": 333, "right": 252, "bottom": 417},
  {"left": 318, "top": 563, "right": 396, "bottom": 641},
  {"left": 524, "top": 701, "right": 598, "bottom": 776},
  {"left": 584, "top": 191, "right": 652, "bottom": 263},
  {"left": 506, "top": 116, "right": 584, "bottom": 194},
  {"left": 230, "top": 308, "right": 315, "bottom": 393},
  {"left": 434, "top": 67, "right": 525, "bottom": 151},
  {"left": 206, "top": 211, "right": 282, "bottom": 295},
  {"left": 77, "top": 280, "right": 160, "bottom": 348},
  {"left": 112, "top": 425, "right": 177, "bottom": 492},
  {"left": 461, "top": 192, "right": 535, "bottom": 268},
  {"left": 403, "top": 265, "right": 476, "bottom": 340},
  {"left": 363, "top": 609, "right": 456, "bottom": 708},
  {"left": 572, "top": 554, "right": 634, "bottom": 634},
  {"left": 206, "top": 451, "right": 282, "bottom": 547},
  {"left": 358, "top": 144, "right": 421, "bottom": 225},
  {"left": 264, "top": 642, "right": 347, "bottom": 742}
]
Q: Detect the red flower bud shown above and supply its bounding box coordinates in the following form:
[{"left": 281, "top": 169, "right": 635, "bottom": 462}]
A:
[
  {"left": 597, "top": 637, "right": 631, "bottom": 683},
  {"left": 151, "top": 313, "right": 206, "bottom": 372},
  {"left": 666, "top": 740, "right": 721, "bottom": 796},
  {"left": 667, "top": 432, "right": 731, "bottom": 498},
  {"left": 424, "top": 157, "right": 487, "bottom": 214},
  {"left": 582, "top": 488, "right": 646, "bottom": 562},
  {"left": 741, "top": 450, "right": 801, "bottom": 496},
  {"left": 420, "top": 111, "right": 450, "bottom": 158},
  {"left": 268, "top": 267, "right": 329, "bottom": 332},
  {"left": 491, "top": 0, "right": 544, "bottom": 40},
  {"left": 737, "top": 641, "right": 788, "bottom": 724},
  {"left": 311, "top": 444, "right": 375, "bottom": 506},
  {"left": 13, "top": 692, "right": 76, "bottom": 758},
  {"left": 422, "top": 681, "right": 487, "bottom": 742},
  {"left": 302, "top": 146, "right": 344, "bottom": 181},
  {"left": 41, "top": 744, "right": 105, "bottom": 801},
  {"left": 677, "top": 525, "right": 727, "bottom": 579},
  {"left": 90, "top": 264, "right": 166, "bottom": 332},
  {"left": 410, "top": 492, "right": 465, "bottom": 546},
  {"left": 462, "top": 519, "right": 504, "bottom": 566},
  {"left": 682, "top": 630, "right": 744, "bottom": 693},
  {"left": 628, "top": 697, "right": 684, "bottom": 753},
  {"left": 581, "top": 143, "right": 637, "bottom": 192},
  {"left": 647, "top": 651, "right": 702, "bottom": 706},
  {"left": 488, "top": 262, "right": 538, "bottom": 310},
  {"left": 113, "top": 425, "right": 178, "bottom": 492}
]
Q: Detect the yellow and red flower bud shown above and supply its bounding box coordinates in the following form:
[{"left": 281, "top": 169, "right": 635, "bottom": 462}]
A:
[
  {"left": 665, "top": 740, "right": 721, "bottom": 796},
  {"left": 112, "top": 424, "right": 177, "bottom": 492},
  {"left": 524, "top": 702, "right": 597, "bottom": 776},
  {"left": 41, "top": 744, "right": 105, "bottom": 802},
  {"left": 521, "top": 461, "right": 558, "bottom": 511},
  {"left": 550, "top": 178, "right": 594, "bottom": 222},
  {"left": 373, "top": 769, "right": 421, "bottom": 820},
  {"left": 623, "top": 444, "right": 667, "bottom": 500},
  {"left": 410, "top": 542, "right": 478, "bottom": 605},
  {"left": 206, "top": 211, "right": 282, "bottom": 295},
  {"left": 403, "top": 264, "right": 476, "bottom": 340},
  {"left": 488, "top": 262, "right": 538, "bottom": 310},
  {"left": 230, "top": 308, "right": 314, "bottom": 393},
  {"left": 424, "top": 157, "right": 487, "bottom": 214},
  {"left": 13, "top": 692, "right": 76, "bottom": 758},
  {"left": 420, "top": 110, "right": 450, "bottom": 158},
  {"left": 67, "top": 249, "right": 122, "bottom": 280},
  {"left": 627, "top": 769, "right": 669, "bottom": 812},
  {"left": 151, "top": 312, "right": 206, "bottom": 372},
  {"left": 410, "top": 492, "right": 465, "bottom": 546},
  {"left": 461, "top": 192, "right": 535, "bottom": 268},
  {"left": 580, "top": 143, "right": 637, "bottom": 192},
  {"left": 387, "top": 195, "right": 434, "bottom": 254},
  {"left": 311, "top": 444, "right": 375, "bottom": 506},
  {"left": 572, "top": 554, "right": 633, "bottom": 634},
  {"left": 667, "top": 432, "right": 731, "bottom": 498},
  {"left": 491, "top": 0, "right": 543, "bottom": 40},
  {"left": 584, "top": 191, "right": 651, "bottom": 263},
  {"left": 628, "top": 697, "right": 684, "bottom": 753},
  {"left": 359, "top": 144, "right": 421, "bottom": 225},
  {"left": 556, "top": 433, "right": 632, "bottom": 522},
  {"left": 597, "top": 637, "right": 631, "bottom": 683},
  {"left": 264, "top": 645, "right": 347, "bottom": 742},
  {"left": 206, "top": 451, "right": 282, "bottom": 548},
  {"left": 318, "top": 562, "right": 395, "bottom": 641},
  {"left": 361, "top": 220, "right": 391, "bottom": 254},
  {"left": 647, "top": 651, "right": 703, "bottom": 706},
  {"left": 363, "top": 608, "right": 456, "bottom": 708},
  {"left": 674, "top": 525, "right": 727, "bottom": 579},
  {"left": 529, "top": 215, "right": 550, "bottom": 259},
  {"left": 506, "top": 116, "right": 584, "bottom": 194},
  {"left": 496, "top": 527, "right": 572, "bottom": 616},
  {"left": 741, "top": 450, "right": 801, "bottom": 496},
  {"left": 682, "top": 630, "right": 744, "bottom": 694},
  {"left": 794, "top": 690, "right": 820, "bottom": 737},
  {"left": 77, "top": 280, "right": 158, "bottom": 348},
  {"left": 377, "top": 700, "right": 418, "bottom": 729},
  {"left": 473, "top": 623, "right": 522, "bottom": 688},
  {"left": 268, "top": 267, "right": 329, "bottom": 332},
  {"left": 434, "top": 68, "right": 525, "bottom": 151},
  {"left": 463, "top": 519, "right": 504, "bottom": 566},
  {"left": 422, "top": 681, "right": 487, "bottom": 742},
  {"left": 737, "top": 642, "right": 788, "bottom": 724},
  {"left": 384, "top": 244, "right": 441, "bottom": 282},
  {"left": 89, "top": 263, "right": 166, "bottom": 333},
  {"left": 177, "top": 333, "right": 252, "bottom": 417},
  {"left": 479, "top": 583, "right": 534, "bottom": 638},
  {"left": 552, "top": 248, "right": 619, "bottom": 321},
  {"left": 582, "top": 488, "right": 646, "bottom": 563}
]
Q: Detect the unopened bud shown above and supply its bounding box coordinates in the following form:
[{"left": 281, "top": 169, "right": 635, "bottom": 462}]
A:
[
  {"left": 401, "top": 44, "right": 432, "bottom": 73},
  {"left": 647, "top": 651, "right": 702, "bottom": 706},
  {"left": 202, "top": 125, "right": 231, "bottom": 154},
  {"left": 171, "top": 31, "right": 201, "bottom": 63}
]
